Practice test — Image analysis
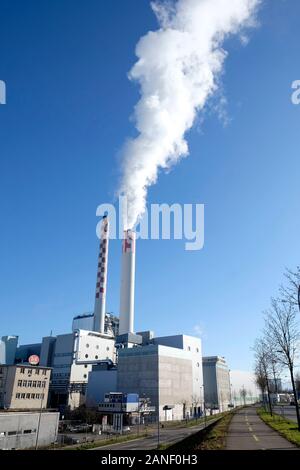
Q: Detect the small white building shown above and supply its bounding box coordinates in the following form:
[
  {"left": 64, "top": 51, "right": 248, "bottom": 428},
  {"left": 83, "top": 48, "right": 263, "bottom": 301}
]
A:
[{"left": 0, "top": 411, "right": 59, "bottom": 449}]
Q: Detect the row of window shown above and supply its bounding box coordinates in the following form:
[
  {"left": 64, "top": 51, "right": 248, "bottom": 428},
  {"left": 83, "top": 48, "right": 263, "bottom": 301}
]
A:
[
  {"left": 15, "top": 393, "right": 44, "bottom": 400},
  {"left": 17, "top": 380, "right": 46, "bottom": 388},
  {"left": 85, "top": 344, "right": 110, "bottom": 351},
  {"left": 19, "top": 368, "right": 47, "bottom": 375},
  {"left": 0, "top": 429, "right": 36, "bottom": 437}
]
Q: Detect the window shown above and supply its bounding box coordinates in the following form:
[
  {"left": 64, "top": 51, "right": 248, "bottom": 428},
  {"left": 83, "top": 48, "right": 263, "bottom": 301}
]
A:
[
  {"left": 26, "top": 393, "right": 30, "bottom": 399},
  {"left": 23, "top": 380, "right": 27, "bottom": 387},
  {"left": 21, "top": 393, "right": 25, "bottom": 399},
  {"left": 106, "top": 347, "right": 110, "bottom": 351},
  {"left": 28, "top": 380, "right": 32, "bottom": 387},
  {"left": 20, "top": 368, "right": 25, "bottom": 374},
  {"left": 17, "top": 380, "right": 22, "bottom": 387},
  {"left": 196, "top": 348, "right": 199, "bottom": 353},
  {"left": 86, "top": 344, "right": 89, "bottom": 348},
  {"left": 15, "top": 393, "right": 20, "bottom": 399},
  {"left": 8, "top": 431, "right": 17, "bottom": 436},
  {"left": 95, "top": 355, "right": 98, "bottom": 360},
  {"left": 0, "top": 368, "right": 3, "bottom": 374},
  {"left": 42, "top": 369, "right": 46, "bottom": 375},
  {"left": 32, "top": 382, "right": 37, "bottom": 388},
  {"left": 188, "top": 346, "right": 191, "bottom": 351},
  {"left": 35, "top": 369, "right": 40, "bottom": 375},
  {"left": 42, "top": 382, "right": 46, "bottom": 388},
  {"left": 84, "top": 365, "right": 88, "bottom": 368},
  {"left": 27, "top": 369, "right": 32, "bottom": 376},
  {"left": 37, "top": 381, "right": 41, "bottom": 388},
  {"left": 85, "top": 354, "right": 88, "bottom": 358},
  {"left": 31, "top": 394, "right": 35, "bottom": 399},
  {"left": 196, "top": 363, "right": 200, "bottom": 367},
  {"left": 96, "top": 345, "right": 99, "bottom": 350},
  {"left": 83, "top": 374, "right": 87, "bottom": 379},
  {"left": 36, "top": 394, "right": 40, "bottom": 399},
  {"left": 23, "top": 430, "right": 32, "bottom": 434}
]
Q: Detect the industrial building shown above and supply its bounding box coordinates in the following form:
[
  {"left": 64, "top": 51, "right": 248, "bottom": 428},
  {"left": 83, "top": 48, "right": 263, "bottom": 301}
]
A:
[
  {"left": 0, "top": 411, "right": 59, "bottom": 450},
  {"left": 0, "top": 218, "right": 211, "bottom": 424},
  {"left": 85, "top": 334, "right": 203, "bottom": 421},
  {"left": 117, "top": 337, "right": 203, "bottom": 421},
  {"left": 0, "top": 364, "right": 51, "bottom": 410},
  {"left": 0, "top": 336, "right": 18, "bottom": 365},
  {"left": 202, "top": 356, "right": 231, "bottom": 412}
]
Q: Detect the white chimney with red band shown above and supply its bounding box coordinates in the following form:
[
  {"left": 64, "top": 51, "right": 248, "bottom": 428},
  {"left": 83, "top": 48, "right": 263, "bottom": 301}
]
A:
[
  {"left": 119, "top": 229, "right": 136, "bottom": 335},
  {"left": 93, "top": 216, "right": 109, "bottom": 333}
]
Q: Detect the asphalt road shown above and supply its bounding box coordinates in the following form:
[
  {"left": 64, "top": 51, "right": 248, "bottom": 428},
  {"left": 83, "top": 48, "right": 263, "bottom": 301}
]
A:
[
  {"left": 273, "top": 405, "right": 298, "bottom": 423},
  {"left": 92, "top": 419, "right": 218, "bottom": 451},
  {"left": 226, "top": 406, "right": 298, "bottom": 450}
]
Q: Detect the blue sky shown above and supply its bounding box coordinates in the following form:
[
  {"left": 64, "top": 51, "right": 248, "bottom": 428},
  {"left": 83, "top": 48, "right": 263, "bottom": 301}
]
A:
[{"left": 0, "top": 0, "right": 299, "bottom": 371}]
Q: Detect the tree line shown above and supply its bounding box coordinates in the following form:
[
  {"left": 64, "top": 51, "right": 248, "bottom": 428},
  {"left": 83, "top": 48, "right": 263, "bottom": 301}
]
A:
[{"left": 253, "top": 266, "right": 300, "bottom": 430}]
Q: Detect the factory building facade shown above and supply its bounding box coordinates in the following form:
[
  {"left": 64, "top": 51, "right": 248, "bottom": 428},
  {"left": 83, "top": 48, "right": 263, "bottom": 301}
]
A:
[
  {"left": 202, "top": 356, "right": 231, "bottom": 412},
  {"left": 42, "top": 329, "right": 116, "bottom": 409},
  {"left": 117, "top": 335, "right": 203, "bottom": 421}
]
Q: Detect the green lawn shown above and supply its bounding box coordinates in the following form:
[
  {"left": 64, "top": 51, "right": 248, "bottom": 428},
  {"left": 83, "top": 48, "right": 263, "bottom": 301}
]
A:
[{"left": 257, "top": 408, "right": 300, "bottom": 447}]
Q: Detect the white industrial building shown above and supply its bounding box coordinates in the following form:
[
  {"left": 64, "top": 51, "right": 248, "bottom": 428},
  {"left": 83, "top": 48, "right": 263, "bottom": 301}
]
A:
[
  {"left": 0, "top": 336, "right": 18, "bottom": 365},
  {"left": 202, "top": 356, "right": 231, "bottom": 412}
]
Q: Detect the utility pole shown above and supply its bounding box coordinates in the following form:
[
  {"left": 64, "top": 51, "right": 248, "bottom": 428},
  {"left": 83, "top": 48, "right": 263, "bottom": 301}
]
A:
[{"left": 35, "top": 378, "right": 47, "bottom": 450}]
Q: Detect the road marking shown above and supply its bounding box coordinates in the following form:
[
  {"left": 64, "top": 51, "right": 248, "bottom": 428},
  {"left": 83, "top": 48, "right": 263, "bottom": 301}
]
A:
[
  {"left": 253, "top": 434, "right": 259, "bottom": 442},
  {"left": 248, "top": 426, "right": 253, "bottom": 432}
]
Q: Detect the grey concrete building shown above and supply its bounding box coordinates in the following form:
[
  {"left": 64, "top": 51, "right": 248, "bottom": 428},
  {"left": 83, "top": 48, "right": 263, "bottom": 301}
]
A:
[
  {"left": 0, "top": 411, "right": 59, "bottom": 449},
  {"left": 117, "top": 338, "right": 203, "bottom": 421},
  {"left": 0, "top": 365, "right": 51, "bottom": 410},
  {"left": 202, "top": 356, "right": 231, "bottom": 412}
]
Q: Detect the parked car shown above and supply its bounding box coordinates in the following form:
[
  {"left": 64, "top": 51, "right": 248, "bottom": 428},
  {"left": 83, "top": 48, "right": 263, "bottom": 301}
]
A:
[{"left": 68, "top": 424, "right": 92, "bottom": 433}]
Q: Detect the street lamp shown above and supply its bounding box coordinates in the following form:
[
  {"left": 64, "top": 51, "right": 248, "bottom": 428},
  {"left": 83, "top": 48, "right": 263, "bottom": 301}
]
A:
[
  {"left": 157, "top": 408, "right": 160, "bottom": 450},
  {"left": 35, "top": 377, "right": 48, "bottom": 450},
  {"left": 200, "top": 385, "right": 207, "bottom": 428}
]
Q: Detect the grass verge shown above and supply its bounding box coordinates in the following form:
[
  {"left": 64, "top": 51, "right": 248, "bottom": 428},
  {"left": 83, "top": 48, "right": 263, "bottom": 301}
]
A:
[
  {"left": 196, "top": 412, "right": 234, "bottom": 450},
  {"left": 257, "top": 408, "right": 300, "bottom": 447},
  {"left": 168, "top": 411, "right": 235, "bottom": 451}
]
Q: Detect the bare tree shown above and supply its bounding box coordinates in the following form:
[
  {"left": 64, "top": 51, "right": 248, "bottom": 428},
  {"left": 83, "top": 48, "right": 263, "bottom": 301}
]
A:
[
  {"left": 264, "top": 298, "right": 300, "bottom": 430},
  {"left": 280, "top": 266, "right": 300, "bottom": 310},
  {"left": 239, "top": 387, "right": 247, "bottom": 406},
  {"left": 295, "top": 373, "right": 300, "bottom": 394},
  {"left": 253, "top": 338, "right": 273, "bottom": 415},
  {"left": 191, "top": 394, "right": 201, "bottom": 420},
  {"left": 254, "top": 362, "right": 267, "bottom": 398}
]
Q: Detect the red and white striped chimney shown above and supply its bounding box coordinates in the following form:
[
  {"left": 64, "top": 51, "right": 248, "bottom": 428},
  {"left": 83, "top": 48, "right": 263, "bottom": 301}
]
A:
[
  {"left": 93, "top": 216, "right": 109, "bottom": 333},
  {"left": 119, "top": 229, "right": 136, "bottom": 335}
]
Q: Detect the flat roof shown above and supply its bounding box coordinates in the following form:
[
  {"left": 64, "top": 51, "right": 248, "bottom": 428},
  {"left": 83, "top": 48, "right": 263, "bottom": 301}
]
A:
[{"left": 0, "top": 364, "right": 52, "bottom": 370}]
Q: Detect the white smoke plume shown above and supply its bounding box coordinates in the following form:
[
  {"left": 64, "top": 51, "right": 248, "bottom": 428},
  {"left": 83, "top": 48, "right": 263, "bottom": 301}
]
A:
[{"left": 119, "top": 0, "right": 261, "bottom": 229}]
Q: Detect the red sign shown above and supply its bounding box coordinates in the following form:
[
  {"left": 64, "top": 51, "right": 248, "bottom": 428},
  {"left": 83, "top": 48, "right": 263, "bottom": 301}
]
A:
[{"left": 28, "top": 355, "right": 40, "bottom": 366}]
